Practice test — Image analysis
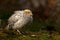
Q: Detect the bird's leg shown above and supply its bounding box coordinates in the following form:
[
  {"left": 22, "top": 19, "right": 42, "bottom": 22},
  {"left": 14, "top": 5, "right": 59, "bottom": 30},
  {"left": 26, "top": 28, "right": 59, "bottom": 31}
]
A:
[
  {"left": 16, "top": 29, "right": 26, "bottom": 37},
  {"left": 16, "top": 29, "right": 21, "bottom": 34}
]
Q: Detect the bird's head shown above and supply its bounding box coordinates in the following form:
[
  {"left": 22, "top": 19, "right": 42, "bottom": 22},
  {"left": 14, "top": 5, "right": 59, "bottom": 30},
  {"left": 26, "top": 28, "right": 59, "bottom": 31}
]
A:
[
  {"left": 24, "top": 9, "right": 33, "bottom": 22},
  {"left": 24, "top": 9, "right": 33, "bottom": 17}
]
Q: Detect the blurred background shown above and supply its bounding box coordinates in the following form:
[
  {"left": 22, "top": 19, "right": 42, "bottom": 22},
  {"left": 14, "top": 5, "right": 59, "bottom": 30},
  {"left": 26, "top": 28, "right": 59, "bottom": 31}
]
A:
[{"left": 0, "top": 0, "right": 60, "bottom": 40}]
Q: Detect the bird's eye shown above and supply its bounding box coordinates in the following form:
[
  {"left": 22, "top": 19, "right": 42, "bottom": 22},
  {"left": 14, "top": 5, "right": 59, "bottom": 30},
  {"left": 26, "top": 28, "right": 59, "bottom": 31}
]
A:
[
  {"left": 27, "top": 12, "right": 30, "bottom": 13},
  {"left": 24, "top": 9, "right": 32, "bottom": 16},
  {"left": 25, "top": 12, "right": 30, "bottom": 15}
]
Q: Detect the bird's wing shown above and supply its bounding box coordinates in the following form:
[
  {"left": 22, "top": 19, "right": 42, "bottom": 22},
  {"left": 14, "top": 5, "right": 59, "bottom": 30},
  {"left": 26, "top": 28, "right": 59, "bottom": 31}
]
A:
[
  {"left": 12, "top": 18, "right": 25, "bottom": 29},
  {"left": 8, "top": 11, "right": 24, "bottom": 24},
  {"left": 7, "top": 11, "right": 24, "bottom": 29}
]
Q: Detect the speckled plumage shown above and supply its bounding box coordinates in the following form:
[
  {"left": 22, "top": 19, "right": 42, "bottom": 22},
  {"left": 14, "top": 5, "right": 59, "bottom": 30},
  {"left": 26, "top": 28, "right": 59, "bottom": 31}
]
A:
[{"left": 6, "top": 9, "right": 33, "bottom": 34}]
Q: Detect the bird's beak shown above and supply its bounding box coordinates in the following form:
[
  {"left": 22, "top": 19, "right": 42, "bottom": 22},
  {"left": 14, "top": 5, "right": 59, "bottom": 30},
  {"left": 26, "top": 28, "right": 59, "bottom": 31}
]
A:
[{"left": 30, "top": 13, "right": 33, "bottom": 16}]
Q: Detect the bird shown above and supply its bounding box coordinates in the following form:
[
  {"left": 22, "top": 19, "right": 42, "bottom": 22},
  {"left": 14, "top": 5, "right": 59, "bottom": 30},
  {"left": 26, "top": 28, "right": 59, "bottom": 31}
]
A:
[{"left": 5, "top": 9, "right": 33, "bottom": 35}]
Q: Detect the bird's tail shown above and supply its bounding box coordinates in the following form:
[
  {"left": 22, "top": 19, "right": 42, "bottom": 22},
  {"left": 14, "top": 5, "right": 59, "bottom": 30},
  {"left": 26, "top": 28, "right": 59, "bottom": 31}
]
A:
[
  {"left": 5, "top": 24, "right": 10, "bottom": 30},
  {"left": 2, "top": 24, "right": 10, "bottom": 33}
]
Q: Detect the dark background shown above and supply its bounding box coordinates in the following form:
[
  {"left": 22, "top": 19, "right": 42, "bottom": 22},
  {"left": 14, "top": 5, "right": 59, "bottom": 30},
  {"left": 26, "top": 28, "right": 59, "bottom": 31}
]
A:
[{"left": 0, "top": 0, "right": 60, "bottom": 36}]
